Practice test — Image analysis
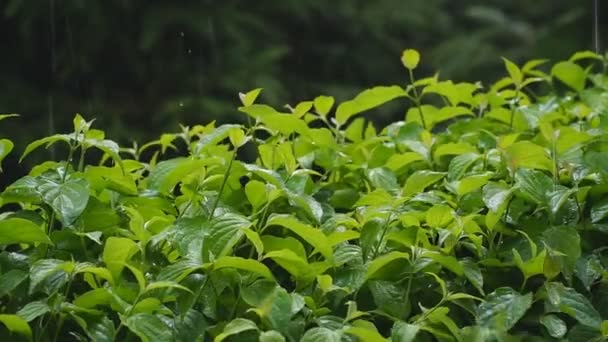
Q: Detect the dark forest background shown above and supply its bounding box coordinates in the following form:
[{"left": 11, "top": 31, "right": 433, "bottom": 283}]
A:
[{"left": 0, "top": 0, "right": 606, "bottom": 181}]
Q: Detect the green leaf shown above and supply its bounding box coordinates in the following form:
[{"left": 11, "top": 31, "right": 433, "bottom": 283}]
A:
[
  {"left": 434, "top": 142, "right": 477, "bottom": 162},
  {"left": 16, "top": 301, "right": 50, "bottom": 322},
  {"left": 73, "top": 288, "right": 113, "bottom": 309},
  {"left": 147, "top": 158, "right": 218, "bottom": 194},
  {"left": 313, "top": 95, "right": 335, "bottom": 116},
  {"left": 401, "top": 49, "right": 420, "bottom": 70},
  {"left": 447, "top": 152, "right": 481, "bottom": 181},
  {"left": 0, "top": 218, "right": 52, "bottom": 245},
  {"left": 502, "top": 57, "right": 523, "bottom": 87},
  {"left": 245, "top": 180, "right": 267, "bottom": 209},
  {"left": 477, "top": 287, "right": 532, "bottom": 331},
  {"left": 575, "top": 255, "right": 603, "bottom": 291},
  {"left": 514, "top": 168, "right": 552, "bottom": 205},
  {"left": 425, "top": 204, "right": 454, "bottom": 228},
  {"left": 215, "top": 318, "right": 258, "bottom": 342},
  {"left": 336, "top": 86, "right": 407, "bottom": 125},
  {"left": 421, "top": 251, "right": 464, "bottom": 276},
  {"left": 239, "top": 105, "right": 310, "bottom": 137},
  {"left": 367, "top": 167, "right": 399, "bottom": 193},
  {"left": 391, "top": 321, "right": 420, "bottom": 342},
  {"left": 102, "top": 237, "right": 139, "bottom": 281},
  {"left": 123, "top": 314, "right": 172, "bottom": 342},
  {"left": 266, "top": 215, "right": 332, "bottom": 261},
  {"left": 569, "top": 50, "right": 602, "bottom": 62},
  {"left": 239, "top": 88, "right": 263, "bottom": 106},
  {"left": 0, "top": 113, "right": 19, "bottom": 121},
  {"left": 540, "top": 314, "right": 567, "bottom": 339},
  {"left": 345, "top": 326, "right": 387, "bottom": 342},
  {"left": 505, "top": 141, "right": 552, "bottom": 171},
  {"left": 0, "top": 270, "right": 28, "bottom": 297},
  {"left": 79, "top": 316, "right": 115, "bottom": 342},
  {"left": 483, "top": 182, "right": 514, "bottom": 213},
  {"left": 29, "top": 259, "right": 73, "bottom": 294},
  {"left": 144, "top": 281, "right": 193, "bottom": 295},
  {"left": 38, "top": 173, "right": 90, "bottom": 226},
  {"left": 212, "top": 256, "right": 274, "bottom": 281},
  {"left": 551, "top": 61, "right": 586, "bottom": 92},
  {"left": 545, "top": 282, "right": 602, "bottom": 329},
  {"left": 174, "top": 309, "right": 207, "bottom": 342},
  {"left": 385, "top": 152, "right": 424, "bottom": 172},
  {"left": 449, "top": 172, "right": 493, "bottom": 196},
  {"left": 403, "top": 171, "right": 445, "bottom": 197},
  {"left": 365, "top": 251, "right": 409, "bottom": 281},
  {"left": 20, "top": 134, "right": 71, "bottom": 162},
  {"left": 259, "top": 330, "right": 286, "bottom": 342},
  {"left": 369, "top": 280, "right": 409, "bottom": 318},
  {"left": 541, "top": 225, "right": 580, "bottom": 275},
  {"left": 0, "top": 314, "right": 32, "bottom": 341},
  {"left": 301, "top": 327, "right": 342, "bottom": 342},
  {"left": 228, "top": 127, "right": 246, "bottom": 148},
  {"left": 0, "top": 139, "right": 14, "bottom": 171},
  {"left": 591, "top": 197, "right": 608, "bottom": 223},
  {"left": 202, "top": 213, "right": 251, "bottom": 263},
  {"left": 194, "top": 124, "right": 242, "bottom": 154}
]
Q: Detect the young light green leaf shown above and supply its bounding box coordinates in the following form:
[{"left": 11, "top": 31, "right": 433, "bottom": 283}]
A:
[
  {"left": 425, "top": 204, "right": 454, "bottom": 228},
  {"left": 215, "top": 318, "right": 259, "bottom": 342},
  {"left": 365, "top": 251, "right": 409, "bottom": 281},
  {"left": 401, "top": 49, "right": 420, "bottom": 70},
  {"left": 403, "top": 171, "right": 445, "bottom": 197},
  {"left": 19, "top": 134, "right": 71, "bottom": 162},
  {"left": 313, "top": 95, "right": 335, "bottom": 116},
  {"left": 505, "top": 141, "right": 552, "bottom": 171},
  {"left": 0, "top": 139, "right": 14, "bottom": 171},
  {"left": 502, "top": 57, "right": 523, "bottom": 87},
  {"left": 344, "top": 326, "right": 387, "bottom": 342},
  {"left": 551, "top": 61, "right": 586, "bottom": 92},
  {"left": 103, "top": 237, "right": 140, "bottom": 281},
  {"left": 0, "top": 314, "right": 32, "bottom": 342},
  {"left": 228, "top": 127, "right": 247, "bottom": 148},
  {"left": 266, "top": 214, "right": 332, "bottom": 261},
  {"left": 212, "top": 256, "right": 275, "bottom": 281},
  {"left": 335, "top": 86, "right": 407, "bottom": 125},
  {"left": 239, "top": 88, "right": 263, "bottom": 107},
  {"left": 0, "top": 113, "right": 19, "bottom": 121}
]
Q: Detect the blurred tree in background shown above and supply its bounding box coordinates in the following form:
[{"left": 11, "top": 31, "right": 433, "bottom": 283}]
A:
[{"left": 0, "top": 0, "right": 605, "bottom": 177}]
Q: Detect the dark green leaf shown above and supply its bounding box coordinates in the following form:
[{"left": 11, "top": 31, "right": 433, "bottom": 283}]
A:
[{"left": 477, "top": 287, "right": 532, "bottom": 331}]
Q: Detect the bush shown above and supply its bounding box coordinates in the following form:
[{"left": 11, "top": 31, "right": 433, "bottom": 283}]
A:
[{"left": 0, "top": 49, "right": 608, "bottom": 341}]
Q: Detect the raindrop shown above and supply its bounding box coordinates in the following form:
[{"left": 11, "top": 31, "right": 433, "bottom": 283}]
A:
[
  {"left": 187, "top": 49, "right": 192, "bottom": 54},
  {"left": 180, "top": 31, "right": 185, "bottom": 37},
  {"left": 179, "top": 102, "right": 184, "bottom": 107}
]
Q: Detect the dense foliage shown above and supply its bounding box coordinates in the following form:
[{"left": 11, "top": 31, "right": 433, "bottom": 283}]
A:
[{"left": 1, "top": 49, "right": 608, "bottom": 341}]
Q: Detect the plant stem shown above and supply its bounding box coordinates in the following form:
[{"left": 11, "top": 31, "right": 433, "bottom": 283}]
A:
[
  {"left": 371, "top": 213, "right": 393, "bottom": 259},
  {"left": 408, "top": 69, "right": 427, "bottom": 129},
  {"left": 210, "top": 148, "right": 237, "bottom": 218}
]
